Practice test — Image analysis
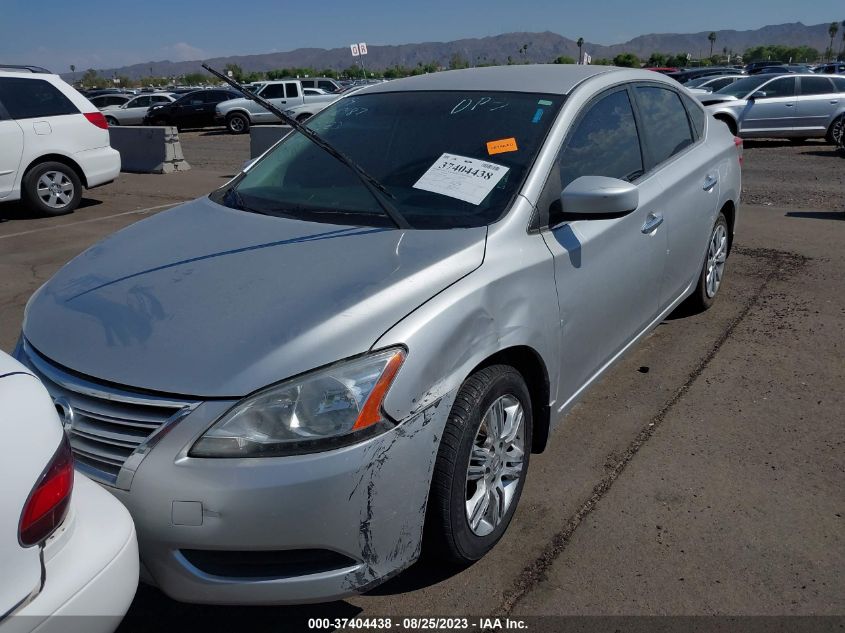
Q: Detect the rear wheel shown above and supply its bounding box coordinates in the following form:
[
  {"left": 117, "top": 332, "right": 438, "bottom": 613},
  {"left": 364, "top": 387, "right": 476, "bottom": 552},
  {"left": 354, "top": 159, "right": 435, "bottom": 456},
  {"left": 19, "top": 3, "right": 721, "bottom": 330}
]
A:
[
  {"left": 426, "top": 365, "right": 532, "bottom": 563},
  {"left": 105, "top": 115, "right": 119, "bottom": 126},
  {"left": 828, "top": 115, "right": 845, "bottom": 145},
  {"left": 682, "top": 212, "right": 729, "bottom": 313},
  {"left": 22, "top": 162, "right": 82, "bottom": 216},
  {"left": 226, "top": 112, "right": 250, "bottom": 134}
]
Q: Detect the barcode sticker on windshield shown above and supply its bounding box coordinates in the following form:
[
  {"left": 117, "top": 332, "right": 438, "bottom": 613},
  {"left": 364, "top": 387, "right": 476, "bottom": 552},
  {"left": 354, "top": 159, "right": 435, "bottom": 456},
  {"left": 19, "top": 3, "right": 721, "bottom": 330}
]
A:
[{"left": 413, "top": 153, "right": 509, "bottom": 205}]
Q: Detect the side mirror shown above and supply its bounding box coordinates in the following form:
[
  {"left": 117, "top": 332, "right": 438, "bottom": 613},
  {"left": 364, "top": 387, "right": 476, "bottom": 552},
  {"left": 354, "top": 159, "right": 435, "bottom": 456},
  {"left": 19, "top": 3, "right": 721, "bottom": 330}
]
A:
[
  {"left": 559, "top": 176, "right": 639, "bottom": 220},
  {"left": 749, "top": 91, "right": 767, "bottom": 100}
]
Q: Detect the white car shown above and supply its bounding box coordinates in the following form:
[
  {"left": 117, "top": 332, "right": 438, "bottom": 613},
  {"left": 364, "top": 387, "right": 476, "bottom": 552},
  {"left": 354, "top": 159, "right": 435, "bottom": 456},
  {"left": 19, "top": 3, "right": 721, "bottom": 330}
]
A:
[
  {"left": 0, "top": 350, "right": 138, "bottom": 633},
  {"left": 102, "top": 93, "right": 176, "bottom": 126},
  {"left": 0, "top": 66, "right": 121, "bottom": 216},
  {"left": 684, "top": 74, "right": 747, "bottom": 95},
  {"left": 216, "top": 79, "right": 337, "bottom": 133}
]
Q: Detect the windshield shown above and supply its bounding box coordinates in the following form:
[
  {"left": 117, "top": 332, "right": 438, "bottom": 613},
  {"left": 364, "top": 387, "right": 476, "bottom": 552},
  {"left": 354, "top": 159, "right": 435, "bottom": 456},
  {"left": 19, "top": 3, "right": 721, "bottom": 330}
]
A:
[
  {"left": 713, "top": 75, "right": 770, "bottom": 97},
  {"left": 217, "top": 91, "right": 563, "bottom": 229},
  {"left": 684, "top": 77, "right": 715, "bottom": 88}
]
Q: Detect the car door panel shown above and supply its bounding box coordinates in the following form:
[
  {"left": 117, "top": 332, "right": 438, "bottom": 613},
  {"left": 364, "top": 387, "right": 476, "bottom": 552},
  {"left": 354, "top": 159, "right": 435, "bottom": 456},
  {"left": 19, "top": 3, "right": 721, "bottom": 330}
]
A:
[
  {"left": 0, "top": 119, "right": 24, "bottom": 197},
  {"left": 795, "top": 76, "right": 839, "bottom": 133},
  {"left": 539, "top": 87, "right": 665, "bottom": 408},
  {"left": 739, "top": 77, "right": 797, "bottom": 135},
  {"left": 543, "top": 172, "right": 666, "bottom": 407}
]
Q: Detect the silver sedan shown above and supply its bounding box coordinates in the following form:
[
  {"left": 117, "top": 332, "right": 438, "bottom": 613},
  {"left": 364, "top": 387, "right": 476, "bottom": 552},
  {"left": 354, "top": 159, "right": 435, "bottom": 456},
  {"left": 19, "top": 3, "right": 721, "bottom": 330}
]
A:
[
  {"left": 17, "top": 65, "right": 741, "bottom": 605},
  {"left": 703, "top": 73, "right": 845, "bottom": 141},
  {"left": 102, "top": 93, "right": 176, "bottom": 126}
]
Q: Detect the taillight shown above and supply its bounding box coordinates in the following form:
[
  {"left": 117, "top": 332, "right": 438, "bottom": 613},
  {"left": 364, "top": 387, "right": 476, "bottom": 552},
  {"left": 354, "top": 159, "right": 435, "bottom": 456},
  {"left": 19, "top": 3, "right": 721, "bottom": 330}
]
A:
[
  {"left": 19, "top": 435, "right": 73, "bottom": 547},
  {"left": 83, "top": 111, "right": 109, "bottom": 129},
  {"left": 734, "top": 136, "right": 744, "bottom": 167}
]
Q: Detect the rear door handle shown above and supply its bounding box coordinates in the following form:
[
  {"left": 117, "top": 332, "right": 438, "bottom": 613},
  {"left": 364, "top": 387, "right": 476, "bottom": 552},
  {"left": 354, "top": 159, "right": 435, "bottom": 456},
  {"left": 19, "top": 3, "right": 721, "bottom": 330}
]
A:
[
  {"left": 641, "top": 212, "right": 663, "bottom": 234},
  {"left": 703, "top": 174, "right": 719, "bottom": 191},
  {"left": 785, "top": 103, "right": 795, "bottom": 107}
]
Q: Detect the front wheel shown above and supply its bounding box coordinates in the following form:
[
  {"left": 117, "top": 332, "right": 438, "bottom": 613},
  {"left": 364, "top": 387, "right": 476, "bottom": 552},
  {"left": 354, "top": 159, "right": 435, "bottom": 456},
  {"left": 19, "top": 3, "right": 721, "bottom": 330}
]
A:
[
  {"left": 829, "top": 115, "right": 845, "bottom": 146},
  {"left": 226, "top": 113, "right": 250, "bottom": 134},
  {"left": 683, "top": 212, "right": 729, "bottom": 313},
  {"left": 426, "top": 365, "right": 532, "bottom": 563},
  {"left": 105, "top": 115, "right": 119, "bottom": 126}
]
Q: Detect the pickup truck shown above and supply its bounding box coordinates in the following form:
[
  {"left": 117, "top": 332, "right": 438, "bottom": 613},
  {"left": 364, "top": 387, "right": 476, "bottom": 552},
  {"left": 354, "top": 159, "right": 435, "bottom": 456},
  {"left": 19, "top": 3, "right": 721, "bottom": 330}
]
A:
[{"left": 215, "top": 80, "right": 335, "bottom": 133}]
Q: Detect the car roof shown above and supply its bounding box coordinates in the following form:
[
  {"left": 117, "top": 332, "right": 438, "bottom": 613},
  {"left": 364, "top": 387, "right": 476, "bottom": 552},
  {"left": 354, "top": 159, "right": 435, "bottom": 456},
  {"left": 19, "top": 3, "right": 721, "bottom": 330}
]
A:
[{"left": 361, "top": 64, "right": 621, "bottom": 95}]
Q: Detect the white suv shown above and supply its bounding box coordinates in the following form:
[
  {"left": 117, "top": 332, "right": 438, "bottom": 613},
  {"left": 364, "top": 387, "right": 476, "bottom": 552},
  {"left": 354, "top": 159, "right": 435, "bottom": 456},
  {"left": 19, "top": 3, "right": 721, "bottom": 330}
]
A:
[{"left": 0, "top": 66, "right": 120, "bottom": 216}]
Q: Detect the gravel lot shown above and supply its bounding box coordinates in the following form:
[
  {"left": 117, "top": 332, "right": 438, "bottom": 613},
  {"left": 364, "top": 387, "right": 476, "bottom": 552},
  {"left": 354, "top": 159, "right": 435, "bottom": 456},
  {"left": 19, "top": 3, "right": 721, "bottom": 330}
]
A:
[
  {"left": 1, "top": 129, "right": 842, "bottom": 631},
  {"left": 742, "top": 139, "right": 844, "bottom": 211}
]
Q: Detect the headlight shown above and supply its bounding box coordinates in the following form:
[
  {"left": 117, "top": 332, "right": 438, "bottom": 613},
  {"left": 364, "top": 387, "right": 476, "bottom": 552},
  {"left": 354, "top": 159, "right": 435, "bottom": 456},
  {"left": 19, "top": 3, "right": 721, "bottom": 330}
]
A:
[{"left": 189, "top": 348, "right": 405, "bottom": 457}]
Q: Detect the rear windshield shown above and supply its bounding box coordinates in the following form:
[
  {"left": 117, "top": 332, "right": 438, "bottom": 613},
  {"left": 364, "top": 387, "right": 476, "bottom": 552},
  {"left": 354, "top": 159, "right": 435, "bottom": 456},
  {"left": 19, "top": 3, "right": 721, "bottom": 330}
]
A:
[{"left": 220, "top": 91, "right": 564, "bottom": 229}]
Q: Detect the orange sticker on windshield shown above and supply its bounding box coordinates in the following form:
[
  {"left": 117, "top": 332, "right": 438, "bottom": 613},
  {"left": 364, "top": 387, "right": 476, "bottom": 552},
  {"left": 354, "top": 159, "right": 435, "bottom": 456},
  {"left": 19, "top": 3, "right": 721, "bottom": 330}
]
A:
[{"left": 486, "top": 137, "right": 518, "bottom": 155}]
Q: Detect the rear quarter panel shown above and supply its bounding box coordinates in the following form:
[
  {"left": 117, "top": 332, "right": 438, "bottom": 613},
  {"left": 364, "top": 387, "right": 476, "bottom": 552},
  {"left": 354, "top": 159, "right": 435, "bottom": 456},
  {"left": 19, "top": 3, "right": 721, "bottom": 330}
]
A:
[{"left": 0, "top": 370, "right": 63, "bottom": 615}]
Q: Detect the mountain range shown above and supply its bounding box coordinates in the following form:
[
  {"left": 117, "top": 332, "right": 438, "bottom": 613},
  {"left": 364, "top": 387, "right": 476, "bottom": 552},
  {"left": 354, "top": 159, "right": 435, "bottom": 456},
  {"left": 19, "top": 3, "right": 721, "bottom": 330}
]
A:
[{"left": 72, "top": 21, "right": 839, "bottom": 80}]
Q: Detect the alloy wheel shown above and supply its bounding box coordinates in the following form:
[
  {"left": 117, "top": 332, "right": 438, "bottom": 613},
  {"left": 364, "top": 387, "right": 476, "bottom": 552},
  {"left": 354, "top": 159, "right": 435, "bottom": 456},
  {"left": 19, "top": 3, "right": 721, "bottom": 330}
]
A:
[
  {"left": 465, "top": 394, "right": 525, "bottom": 537},
  {"left": 705, "top": 223, "right": 728, "bottom": 298},
  {"left": 36, "top": 171, "right": 74, "bottom": 210}
]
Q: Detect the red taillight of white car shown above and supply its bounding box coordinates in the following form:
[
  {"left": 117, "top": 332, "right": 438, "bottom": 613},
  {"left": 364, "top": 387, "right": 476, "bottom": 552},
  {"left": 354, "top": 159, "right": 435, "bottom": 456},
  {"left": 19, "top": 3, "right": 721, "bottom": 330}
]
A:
[
  {"left": 19, "top": 435, "right": 74, "bottom": 547},
  {"left": 734, "top": 136, "right": 744, "bottom": 167},
  {"left": 83, "top": 111, "right": 109, "bottom": 129}
]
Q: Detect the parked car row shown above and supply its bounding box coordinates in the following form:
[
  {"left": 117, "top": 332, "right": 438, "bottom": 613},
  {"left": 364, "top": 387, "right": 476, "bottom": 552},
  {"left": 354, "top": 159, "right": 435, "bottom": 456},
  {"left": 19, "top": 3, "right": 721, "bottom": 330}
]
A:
[{"left": 699, "top": 73, "right": 845, "bottom": 142}]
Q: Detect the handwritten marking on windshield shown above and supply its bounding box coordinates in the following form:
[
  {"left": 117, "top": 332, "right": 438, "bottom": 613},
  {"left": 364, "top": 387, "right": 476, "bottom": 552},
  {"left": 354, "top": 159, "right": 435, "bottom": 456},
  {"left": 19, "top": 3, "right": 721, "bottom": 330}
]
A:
[{"left": 450, "top": 97, "right": 509, "bottom": 115}]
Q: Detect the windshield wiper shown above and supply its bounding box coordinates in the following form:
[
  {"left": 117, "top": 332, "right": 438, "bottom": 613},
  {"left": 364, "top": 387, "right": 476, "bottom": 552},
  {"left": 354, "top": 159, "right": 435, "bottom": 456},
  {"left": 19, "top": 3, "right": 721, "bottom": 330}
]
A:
[{"left": 202, "top": 63, "right": 411, "bottom": 230}]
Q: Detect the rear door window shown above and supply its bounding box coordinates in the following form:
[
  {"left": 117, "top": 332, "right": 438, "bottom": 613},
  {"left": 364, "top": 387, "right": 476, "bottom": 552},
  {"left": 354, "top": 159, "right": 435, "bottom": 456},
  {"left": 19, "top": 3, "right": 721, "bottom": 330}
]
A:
[
  {"left": 285, "top": 83, "right": 299, "bottom": 98},
  {"left": 800, "top": 76, "right": 835, "bottom": 96},
  {"left": 680, "top": 93, "right": 705, "bottom": 139},
  {"left": 0, "top": 78, "right": 78, "bottom": 119},
  {"left": 635, "top": 86, "right": 694, "bottom": 166}
]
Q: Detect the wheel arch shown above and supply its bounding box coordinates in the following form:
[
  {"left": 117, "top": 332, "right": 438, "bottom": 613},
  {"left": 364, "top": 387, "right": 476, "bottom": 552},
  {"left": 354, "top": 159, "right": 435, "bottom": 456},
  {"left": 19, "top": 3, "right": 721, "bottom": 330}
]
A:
[
  {"left": 720, "top": 199, "right": 737, "bottom": 255},
  {"left": 470, "top": 345, "right": 552, "bottom": 454},
  {"left": 22, "top": 154, "right": 88, "bottom": 188},
  {"left": 713, "top": 113, "right": 738, "bottom": 136}
]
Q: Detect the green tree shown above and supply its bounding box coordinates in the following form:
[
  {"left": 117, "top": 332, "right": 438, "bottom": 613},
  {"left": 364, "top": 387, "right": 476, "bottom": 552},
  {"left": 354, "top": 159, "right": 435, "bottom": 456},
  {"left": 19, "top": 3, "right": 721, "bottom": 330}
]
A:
[
  {"left": 591, "top": 58, "right": 613, "bottom": 66},
  {"left": 576, "top": 37, "right": 584, "bottom": 64},
  {"left": 448, "top": 53, "right": 469, "bottom": 70},
  {"left": 553, "top": 55, "right": 576, "bottom": 64},
  {"left": 828, "top": 22, "right": 839, "bottom": 60},
  {"left": 613, "top": 52, "right": 640, "bottom": 68},
  {"left": 708, "top": 32, "right": 717, "bottom": 58},
  {"left": 647, "top": 52, "right": 668, "bottom": 66}
]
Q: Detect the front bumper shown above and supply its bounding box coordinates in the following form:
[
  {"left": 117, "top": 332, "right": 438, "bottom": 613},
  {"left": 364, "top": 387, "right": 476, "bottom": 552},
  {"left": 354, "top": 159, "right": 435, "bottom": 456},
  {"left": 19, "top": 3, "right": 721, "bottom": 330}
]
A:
[{"left": 110, "top": 393, "right": 455, "bottom": 605}]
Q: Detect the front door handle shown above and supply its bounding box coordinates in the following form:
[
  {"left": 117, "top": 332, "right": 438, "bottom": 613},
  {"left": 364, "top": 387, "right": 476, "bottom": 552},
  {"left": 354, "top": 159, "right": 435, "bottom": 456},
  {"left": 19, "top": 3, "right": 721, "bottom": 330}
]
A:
[
  {"left": 703, "top": 174, "right": 719, "bottom": 191},
  {"left": 641, "top": 212, "right": 664, "bottom": 234},
  {"left": 784, "top": 103, "right": 795, "bottom": 107}
]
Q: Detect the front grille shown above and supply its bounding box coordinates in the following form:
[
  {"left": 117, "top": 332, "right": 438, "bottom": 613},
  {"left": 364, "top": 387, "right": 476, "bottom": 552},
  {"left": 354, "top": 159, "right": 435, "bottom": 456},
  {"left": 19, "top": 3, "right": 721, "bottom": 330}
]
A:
[{"left": 21, "top": 341, "right": 196, "bottom": 489}]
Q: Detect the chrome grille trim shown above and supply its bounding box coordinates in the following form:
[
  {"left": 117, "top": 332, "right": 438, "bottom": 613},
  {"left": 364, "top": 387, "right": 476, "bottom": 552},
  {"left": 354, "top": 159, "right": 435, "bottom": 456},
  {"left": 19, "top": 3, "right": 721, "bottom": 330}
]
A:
[{"left": 20, "top": 339, "right": 199, "bottom": 490}]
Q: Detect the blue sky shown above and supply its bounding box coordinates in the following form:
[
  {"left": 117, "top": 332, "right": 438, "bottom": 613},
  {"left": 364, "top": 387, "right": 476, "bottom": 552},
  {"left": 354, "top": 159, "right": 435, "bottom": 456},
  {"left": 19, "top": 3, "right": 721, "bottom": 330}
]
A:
[{"left": 2, "top": 0, "right": 841, "bottom": 71}]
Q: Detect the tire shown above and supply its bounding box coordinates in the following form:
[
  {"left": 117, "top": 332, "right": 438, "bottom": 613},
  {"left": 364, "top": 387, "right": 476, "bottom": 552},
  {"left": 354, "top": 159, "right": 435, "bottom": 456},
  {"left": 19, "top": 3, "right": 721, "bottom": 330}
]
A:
[
  {"left": 226, "top": 112, "right": 250, "bottom": 134},
  {"left": 426, "top": 365, "right": 532, "bottom": 563},
  {"left": 828, "top": 115, "right": 845, "bottom": 145},
  {"left": 682, "top": 212, "right": 729, "bottom": 313},
  {"left": 21, "top": 161, "right": 83, "bottom": 217},
  {"left": 105, "top": 116, "right": 119, "bottom": 126}
]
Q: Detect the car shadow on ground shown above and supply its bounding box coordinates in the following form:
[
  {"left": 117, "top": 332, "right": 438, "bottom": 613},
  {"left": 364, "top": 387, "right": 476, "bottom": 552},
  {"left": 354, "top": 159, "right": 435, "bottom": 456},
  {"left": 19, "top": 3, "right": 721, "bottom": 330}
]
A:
[
  {"left": 786, "top": 210, "right": 845, "bottom": 221},
  {"left": 0, "top": 198, "right": 102, "bottom": 223},
  {"left": 742, "top": 139, "right": 829, "bottom": 149},
  {"left": 198, "top": 128, "right": 230, "bottom": 136}
]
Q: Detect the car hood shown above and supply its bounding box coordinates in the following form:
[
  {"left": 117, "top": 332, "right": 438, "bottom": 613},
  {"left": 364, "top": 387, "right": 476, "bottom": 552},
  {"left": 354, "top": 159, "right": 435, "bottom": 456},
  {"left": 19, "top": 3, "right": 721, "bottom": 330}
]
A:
[{"left": 23, "top": 197, "right": 486, "bottom": 398}]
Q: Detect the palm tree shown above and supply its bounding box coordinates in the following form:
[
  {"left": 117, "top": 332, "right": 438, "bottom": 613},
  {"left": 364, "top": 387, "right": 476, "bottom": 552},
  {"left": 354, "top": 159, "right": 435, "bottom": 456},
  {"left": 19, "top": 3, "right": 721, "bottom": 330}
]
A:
[
  {"left": 828, "top": 22, "right": 839, "bottom": 61},
  {"left": 840, "top": 20, "right": 845, "bottom": 60},
  {"left": 577, "top": 37, "right": 584, "bottom": 64},
  {"left": 708, "top": 32, "right": 717, "bottom": 58},
  {"left": 69, "top": 64, "right": 75, "bottom": 79}
]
